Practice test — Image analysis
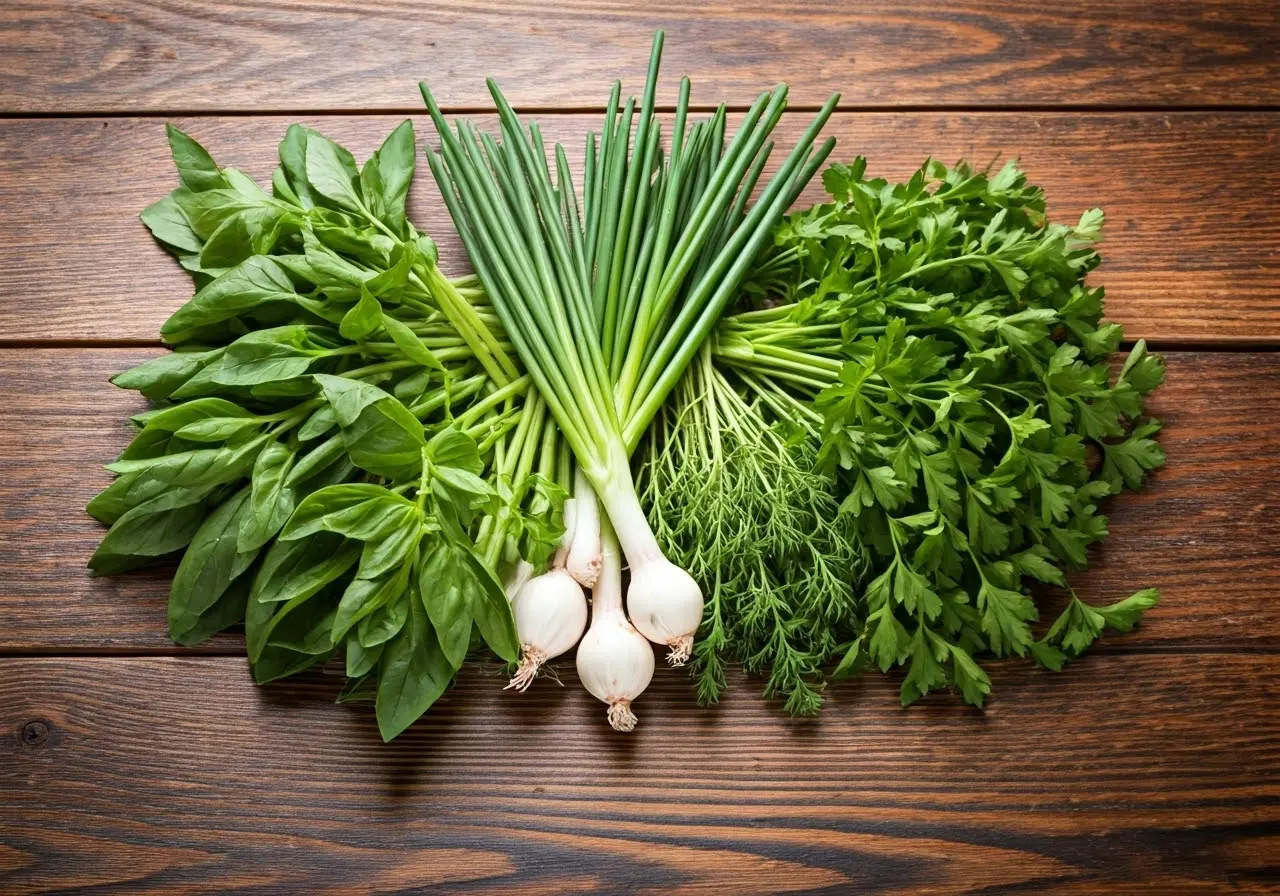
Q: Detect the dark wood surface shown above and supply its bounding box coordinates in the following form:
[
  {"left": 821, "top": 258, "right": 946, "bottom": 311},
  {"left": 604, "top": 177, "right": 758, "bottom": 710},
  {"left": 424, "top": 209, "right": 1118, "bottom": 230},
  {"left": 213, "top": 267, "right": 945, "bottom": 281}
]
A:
[
  {"left": 2, "top": 0, "right": 1278, "bottom": 112},
  {"left": 1, "top": 3, "right": 1278, "bottom": 893},
  {"left": 2, "top": 655, "right": 1277, "bottom": 894}
]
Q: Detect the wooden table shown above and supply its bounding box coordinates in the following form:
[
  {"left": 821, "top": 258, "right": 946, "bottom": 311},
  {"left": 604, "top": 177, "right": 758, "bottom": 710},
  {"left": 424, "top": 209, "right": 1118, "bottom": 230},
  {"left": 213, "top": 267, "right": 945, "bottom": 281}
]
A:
[{"left": 2, "top": 3, "right": 1278, "bottom": 893}]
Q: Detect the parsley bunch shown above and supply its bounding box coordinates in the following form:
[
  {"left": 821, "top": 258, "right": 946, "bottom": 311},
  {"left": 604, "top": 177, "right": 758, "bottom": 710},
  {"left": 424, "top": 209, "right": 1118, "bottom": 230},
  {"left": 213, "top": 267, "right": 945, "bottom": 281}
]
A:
[{"left": 663, "top": 157, "right": 1165, "bottom": 710}]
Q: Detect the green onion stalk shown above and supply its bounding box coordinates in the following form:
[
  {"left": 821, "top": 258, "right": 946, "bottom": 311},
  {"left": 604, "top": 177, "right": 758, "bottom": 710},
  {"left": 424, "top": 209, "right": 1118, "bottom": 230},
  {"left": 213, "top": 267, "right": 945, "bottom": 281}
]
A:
[{"left": 421, "top": 32, "right": 838, "bottom": 723}]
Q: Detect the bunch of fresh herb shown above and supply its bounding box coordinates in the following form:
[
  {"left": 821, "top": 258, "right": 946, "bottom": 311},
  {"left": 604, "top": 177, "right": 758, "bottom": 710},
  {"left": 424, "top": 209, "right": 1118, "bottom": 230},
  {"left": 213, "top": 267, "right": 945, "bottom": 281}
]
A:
[
  {"left": 648, "top": 157, "right": 1165, "bottom": 711},
  {"left": 89, "top": 122, "right": 567, "bottom": 740}
]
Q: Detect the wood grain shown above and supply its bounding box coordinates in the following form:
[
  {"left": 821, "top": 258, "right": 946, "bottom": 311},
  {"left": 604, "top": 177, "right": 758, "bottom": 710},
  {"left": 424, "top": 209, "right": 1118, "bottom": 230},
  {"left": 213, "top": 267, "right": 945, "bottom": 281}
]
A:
[
  {"left": 1, "top": 349, "right": 1277, "bottom": 653},
  {"left": 0, "top": 654, "right": 1277, "bottom": 894},
  {"left": 2, "top": 112, "right": 1278, "bottom": 344},
  {"left": 1, "top": 1, "right": 1278, "bottom": 113}
]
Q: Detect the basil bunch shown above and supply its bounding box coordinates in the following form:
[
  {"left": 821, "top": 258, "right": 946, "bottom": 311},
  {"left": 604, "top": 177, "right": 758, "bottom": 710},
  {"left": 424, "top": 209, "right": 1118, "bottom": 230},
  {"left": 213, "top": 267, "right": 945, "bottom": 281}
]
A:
[{"left": 90, "top": 123, "right": 565, "bottom": 740}]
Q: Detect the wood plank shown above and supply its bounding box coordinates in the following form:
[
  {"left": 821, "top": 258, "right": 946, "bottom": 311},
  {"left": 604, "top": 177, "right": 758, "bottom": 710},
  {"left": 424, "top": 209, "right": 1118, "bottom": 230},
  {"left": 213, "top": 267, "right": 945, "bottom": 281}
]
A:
[
  {"left": 0, "top": 654, "right": 1276, "bottom": 894},
  {"left": 2, "top": 1, "right": 1278, "bottom": 112},
  {"left": 1, "top": 350, "right": 1277, "bottom": 654},
  {"left": 2, "top": 112, "right": 1278, "bottom": 343}
]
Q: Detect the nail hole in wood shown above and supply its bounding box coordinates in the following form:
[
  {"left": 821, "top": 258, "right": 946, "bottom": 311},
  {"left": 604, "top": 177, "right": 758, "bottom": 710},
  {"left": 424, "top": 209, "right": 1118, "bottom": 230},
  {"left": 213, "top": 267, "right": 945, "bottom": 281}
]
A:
[{"left": 22, "top": 721, "right": 51, "bottom": 747}]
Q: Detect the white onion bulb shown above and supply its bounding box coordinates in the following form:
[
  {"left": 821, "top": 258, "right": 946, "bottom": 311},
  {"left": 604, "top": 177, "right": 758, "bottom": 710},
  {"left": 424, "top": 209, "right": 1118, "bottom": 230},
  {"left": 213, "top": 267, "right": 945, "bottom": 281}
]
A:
[
  {"left": 626, "top": 559, "right": 704, "bottom": 665},
  {"left": 576, "top": 520, "right": 654, "bottom": 731},
  {"left": 507, "top": 568, "right": 588, "bottom": 691}
]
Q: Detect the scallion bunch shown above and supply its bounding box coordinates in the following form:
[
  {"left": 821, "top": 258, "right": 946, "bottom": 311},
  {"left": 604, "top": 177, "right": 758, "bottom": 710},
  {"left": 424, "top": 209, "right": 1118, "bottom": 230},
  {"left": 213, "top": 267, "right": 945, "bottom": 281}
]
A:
[{"left": 421, "top": 31, "right": 838, "bottom": 726}]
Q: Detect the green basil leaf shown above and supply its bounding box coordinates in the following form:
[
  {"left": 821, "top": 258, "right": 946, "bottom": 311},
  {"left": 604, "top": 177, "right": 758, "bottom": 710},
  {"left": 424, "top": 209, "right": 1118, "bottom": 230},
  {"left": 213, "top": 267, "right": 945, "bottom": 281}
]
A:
[
  {"left": 314, "top": 374, "right": 424, "bottom": 480},
  {"left": 136, "top": 398, "right": 254, "bottom": 433},
  {"left": 376, "top": 593, "right": 455, "bottom": 741},
  {"left": 88, "top": 499, "right": 209, "bottom": 573},
  {"left": 281, "top": 483, "right": 418, "bottom": 541},
  {"left": 212, "top": 325, "right": 327, "bottom": 386},
  {"left": 305, "top": 132, "right": 364, "bottom": 212},
  {"left": 461, "top": 547, "right": 520, "bottom": 663},
  {"left": 363, "top": 119, "right": 415, "bottom": 235},
  {"left": 426, "top": 426, "right": 483, "bottom": 475},
  {"left": 251, "top": 645, "right": 326, "bottom": 684},
  {"left": 268, "top": 601, "right": 339, "bottom": 654},
  {"left": 199, "top": 206, "right": 287, "bottom": 269},
  {"left": 285, "top": 432, "right": 345, "bottom": 485},
  {"left": 111, "top": 348, "right": 222, "bottom": 400},
  {"left": 302, "top": 229, "right": 372, "bottom": 289},
  {"left": 161, "top": 256, "right": 297, "bottom": 338},
  {"left": 298, "top": 404, "right": 337, "bottom": 441},
  {"left": 172, "top": 575, "right": 250, "bottom": 647},
  {"left": 333, "top": 561, "right": 412, "bottom": 643},
  {"left": 166, "top": 124, "right": 228, "bottom": 193},
  {"left": 107, "top": 435, "right": 265, "bottom": 489},
  {"left": 345, "top": 637, "right": 384, "bottom": 678},
  {"left": 176, "top": 188, "right": 269, "bottom": 241},
  {"left": 174, "top": 416, "right": 264, "bottom": 442},
  {"left": 364, "top": 238, "right": 415, "bottom": 298},
  {"left": 279, "top": 124, "right": 317, "bottom": 209},
  {"left": 169, "top": 486, "right": 258, "bottom": 639},
  {"left": 340, "top": 288, "right": 382, "bottom": 341},
  {"left": 358, "top": 587, "right": 410, "bottom": 648},
  {"left": 382, "top": 314, "right": 443, "bottom": 370},
  {"left": 431, "top": 466, "right": 494, "bottom": 508},
  {"left": 359, "top": 522, "right": 421, "bottom": 579},
  {"left": 238, "top": 441, "right": 297, "bottom": 552},
  {"left": 393, "top": 368, "right": 433, "bottom": 404},
  {"left": 88, "top": 472, "right": 215, "bottom": 526},
  {"left": 250, "top": 531, "right": 359, "bottom": 605},
  {"left": 417, "top": 538, "right": 473, "bottom": 667},
  {"left": 141, "top": 191, "right": 203, "bottom": 255}
]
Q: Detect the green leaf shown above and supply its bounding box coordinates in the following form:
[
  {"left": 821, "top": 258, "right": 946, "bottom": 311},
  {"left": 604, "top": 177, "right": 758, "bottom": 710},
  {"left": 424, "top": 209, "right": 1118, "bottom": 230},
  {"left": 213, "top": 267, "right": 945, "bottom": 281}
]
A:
[
  {"left": 136, "top": 398, "right": 254, "bottom": 432},
  {"left": 141, "top": 192, "right": 202, "bottom": 254},
  {"left": 212, "top": 326, "right": 326, "bottom": 386},
  {"left": 298, "top": 404, "right": 337, "bottom": 441},
  {"left": 107, "top": 436, "right": 265, "bottom": 490},
  {"left": 340, "top": 289, "right": 383, "bottom": 341},
  {"left": 199, "top": 206, "right": 286, "bottom": 269},
  {"left": 359, "top": 523, "right": 421, "bottom": 580},
  {"left": 166, "top": 125, "right": 228, "bottom": 192},
  {"left": 977, "top": 581, "right": 1037, "bottom": 656},
  {"left": 238, "top": 441, "right": 297, "bottom": 552},
  {"left": 175, "top": 416, "right": 264, "bottom": 442},
  {"left": 462, "top": 547, "right": 520, "bottom": 662},
  {"left": 89, "top": 498, "right": 209, "bottom": 573},
  {"left": 1101, "top": 421, "right": 1165, "bottom": 491},
  {"left": 282, "top": 484, "right": 419, "bottom": 542},
  {"left": 427, "top": 426, "right": 484, "bottom": 475},
  {"left": 382, "top": 314, "right": 443, "bottom": 370},
  {"left": 358, "top": 589, "right": 410, "bottom": 647},
  {"left": 376, "top": 593, "right": 456, "bottom": 741},
  {"left": 949, "top": 645, "right": 992, "bottom": 707},
  {"left": 1094, "top": 588, "right": 1160, "bottom": 632},
  {"left": 169, "top": 486, "right": 258, "bottom": 641},
  {"left": 111, "top": 349, "right": 220, "bottom": 400},
  {"left": 161, "top": 256, "right": 297, "bottom": 339},
  {"left": 346, "top": 637, "right": 384, "bottom": 678},
  {"left": 362, "top": 119, "right": 415, "bottom": 234},
  {"left": 416, "top": 537, "right": 475, "bottom": 667},
  {"left": 278, "top": 124, "right": 318, "bottom": 208},
  {"left": 172, "top": 575, "right": 250, "bottom": 647},
  {"left": 305, "top": 132, "right": 364, "bottom": 212},
  {"left": 250, "top": 532, "right": 359, "bottom": 607},
  {"left": 333, "top": 561, "right": 413, "bottom": 643},
  {"left": 314, "top": 374, "right": 425, "bottom": 480}
]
